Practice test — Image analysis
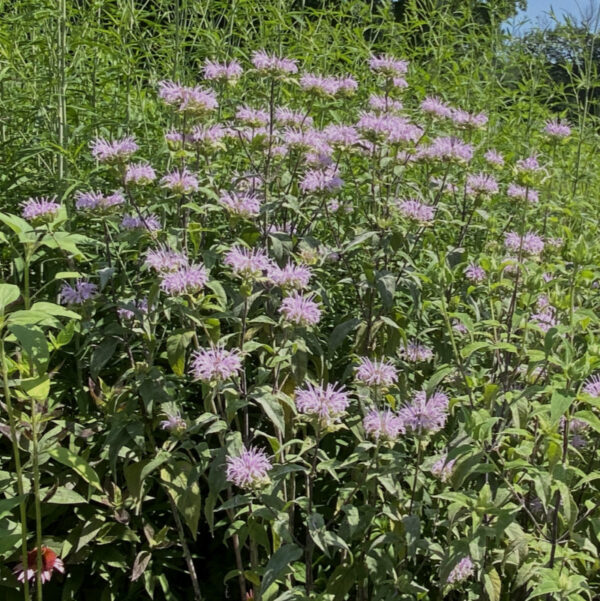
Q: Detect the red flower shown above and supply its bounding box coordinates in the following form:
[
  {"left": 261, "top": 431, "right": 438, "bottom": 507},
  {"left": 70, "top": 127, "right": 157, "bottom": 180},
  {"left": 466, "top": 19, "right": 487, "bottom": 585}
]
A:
[{"left": 13, "top": 547, "right": 65, "bottom": 583}]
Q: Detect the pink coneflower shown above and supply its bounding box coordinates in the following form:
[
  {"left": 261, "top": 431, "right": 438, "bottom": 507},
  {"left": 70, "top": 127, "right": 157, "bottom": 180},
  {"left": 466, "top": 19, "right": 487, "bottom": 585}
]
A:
[
  {"left": 484, "top": 149, "right": 504, "bottom": 166},
  {"left": 396, "top": 199, "right": 435, "bottom": 223},
  {"left": 203, "top": 59, "right": 243, "bottom": 82},
  {"left": 268, "top": 263, "right": 312, "bottom": 289},
  {"left": 145, "top": 247, "right": 188, "bottom": 272},
  {"left": 125, "top": 163, "right": 156, "bottom": 185},
  {"left": 355, "top": 357, "right": 398, "bottom": 387},
  {"left": 189, "top": 346, "right": 242, "bottom": 382},
  {"left": 226, "top": 446, "right": 272, "bottom": 489},
  {"left": 583, "top": 375, "right": 600, "bottom": 398},
  {"left": 507, "top": 183, "right": 539, "bottom": 203},
  {"left": 447, "top": 557, "right": 475, "bottom": 584},
  {"left": 465, "top": 263, "right": 486, "bottom": 283},
  {"left": 251, "top": 50, "right": 298, "bottom": 75},
  {"left": 363, "top": 409, "right": 403, "bottom": 441},
  {"left": 160, "top": 264, "right": 208, "bottom": 295},
  {"left": 431, "top": 454, "right": 456, "bottom": 482},
  {"left": 300, "top": 166, "right": 343, "bottom": 193},
  {"left": 369, "top": 55, "right": 409, "bottom": 77},
  {"left": 279, "top": 292, "right": 321, "bottom": 326},
  {"left": 91, "top": 136, "right": 138, "bottom": 162},
  {"left": 21, "top": 197, "right": 60, "bottom": 222},
  {"left": 121, "top": 214, "right": 161, "bottom": 231},
  {"left": 218, "top": 191, "right": 261, "bottom": 218},
  {"left": 295, "top": 382, "right": 350, "bottom": 424},
  {"left": 224, "top": 246, "right": 271, "bottom": 279},
  {"left": 398, "top": 390, "right": 449, "bottom": 434},
  {"left": 160, "top": 168, "right": 199, "bottom": 194},
  {"left": 544, "top": 119, "right": 571, "bottom": 138},
  {"left": 466, "top": 173, "right": 498, "bottom": 196},
  {"left": 160, "top": 411, "right": 187, "bottom": 433},
  {"left": 421, "top": 96, "right": 452, "bottom": 119},
  {"left": 401, "top": 341, "right": 433, "bottom": 362},
  {"left": 13, "top": 547, "right": 65, "bottom": 584},
  {"left": 59, "top": 281, "right": 98, "bottom": 305},
  {"left": 275, "top": 107, "right": 313, "bottom": 128},
  {"left": 158, "top": 81, "right": 218, "bottom": 113}
]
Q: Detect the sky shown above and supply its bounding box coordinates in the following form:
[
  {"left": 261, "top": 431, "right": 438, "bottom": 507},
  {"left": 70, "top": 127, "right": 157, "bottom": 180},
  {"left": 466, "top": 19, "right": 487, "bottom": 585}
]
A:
[{"left": 508, "top": 0, "right": 590, "bottom": 32}]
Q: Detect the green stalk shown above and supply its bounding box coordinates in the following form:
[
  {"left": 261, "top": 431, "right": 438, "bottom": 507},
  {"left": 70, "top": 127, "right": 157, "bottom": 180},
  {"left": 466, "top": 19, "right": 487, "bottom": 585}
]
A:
[
  {"left": 32, "top": 397, "right": 43, "bottom": 601},
  {"left": 0, "top": 338, "right": 30, "bottom": 600},
  {"left": 57, "top": 0, "right": 67, "bottom": 182}
]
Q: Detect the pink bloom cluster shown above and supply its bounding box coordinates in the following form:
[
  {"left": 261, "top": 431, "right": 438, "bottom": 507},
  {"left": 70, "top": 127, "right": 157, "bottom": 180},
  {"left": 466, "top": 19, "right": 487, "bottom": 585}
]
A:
[
  {"left": 189, "top": 346, "right": 242, "bottom": 382},
  {"left": 160, "top": 168, "right": 199, "bottom": 194},
  {"left": 158, "top": 81, "right": 218, "bottom": 113},
  {"left": 396, "top": 199, "right": 435, "bottom": 223},
  {"left": 363, "top": 409, "right": 403, "bottom": 441},
  {"left": 398, "top": 390, "right": 449, "bottom": 434},
  {"left": 504, "top": 231, "right": 544, "bottom": 255},
  {"left": 295, "top": 382, "right": 350, "bottom": 424},
  {"left": 226, "top": 447, "right": 272, "bottom": 489},
  {"left": 251, "top": 50, "right": 298, "bottom": 75},
  {"left": 125, "top": 163, "right": 156, "bottom": 185},
  {"left": 60, "top": 281, "right": 98, "bottom": 305},
  {"left": 279, "top": 292, "right": 321, "bottom": 326},
  {"left": 121, "top": 213, "right": 161, "bottom": 231},
  {"left": 447, "top": 557, "right": 475, "bottom": 583},
  {"left": 203, "top": 59, "right": 243, "bottom": 82},
  {"left": 507, "top": 183, "right": 539, "bottom": 203},
  {"left": 355, "top": 357, "right": 398, "bottom": 387},
  {"left": 160, "top": 264, "right": 208, "bottom": 295},
  {"left": 91, "top": 136, "right": 138, "bottom": 162},
  {"left": 22, "top": 197, "right": 60, "bottom": 221},
  {"left": 75, "top": 190, "right": 124, "bottom": 211}
]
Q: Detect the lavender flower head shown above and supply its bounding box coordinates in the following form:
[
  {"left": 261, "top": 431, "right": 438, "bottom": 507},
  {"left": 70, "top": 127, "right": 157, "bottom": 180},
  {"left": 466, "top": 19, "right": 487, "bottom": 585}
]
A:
[
  {"left": 398, "top": 390, "right": 449, "bottom": 434},
  {"left": 544, "top": 119, "right": 571, "bottom": 139},
  {"left": 369, "top": 94, "right": 403, "bottom": 113},
  {"left": 280, "top": 292, "right": 321, "bottom": 326},
  {"left": 363, "top": 409, "right": 403, "bottom": 441},
  {"left": 75, "top": 190, "right": 124, "bottom": 212},
  {"left": 583, "top": 374, "right": 600, "bottom": 398},
  {"left": 160, "top": 168, "right": 199, "bottom": 194},
  {"left": 465, "top": 263, "right": 486, "bottom": 283},
  {"left": 235, "top": 105, "right": 270, "bottom": 127},
  {"left": 145, "top": 247, "right": 188, "bottom": 272},
  {"left": 431, "top": 454, "right": 456, "bottom": 482},
  {"left": 160, "top": 411, "right": 187, "bottom": 433},
  {"left": 507, "top": 183, "right": 539, "bottom": 204},
  {"left": 421, "top": 96, "right": 452, "bottom": 119},
  {"left": 224, "top": 246, "right": 271, "bottom": 279},
  {"left": 251, "top": 50, "right": 298, "bottom": 75},
  {"left": 419, "top": 137, "right": 473, "bottom": 163},
  {"left": 21, "top": 197, "right": 60, "bottom": 222},
  {"left": 275, "top": 107, "right": 313, "bottom": 129},
  {"left": 369, "top": 54, "right": 409, "bottom": 77},
  {"left": 117, "top": 298, "right": 148, "bottom": 321},
  {"left": 158, "top": 81, "right": 218, "bottom": 114},
  {"left": 504, "top": 231, "right": 544, "bottom": 255},
  {"left": 466, "top": 172, "right": 498, "bottom": 196},
  {"left": 295, "top": 382, "right": 350, "bottom": 425},
  {"left": 268, "top": 263, "right": 312, "bottom": 289},
  {"left": 484, "top": 149, "right": 504, "bottom": 167},
  {"left": 447, "top": 557, "right": 475, "bottom": 584},
  {"left": 450, "top": 108, "right": 488, "bottom": 129},
  {"left": 191, "top": 124, "right": 228, "bottom": 148},
  {"left": 203, "top": 59, "right": 243, "bottom": 82},
  {"left": 125, "top": 163, "right": 156, "bottom": 185},
  {"left": 219, "top": 191, "right": 261, "bottom": 218},
  {"left": 300, "top": 167, "right": 343, "bottom": 194},
  {"left": 226, "top": 447, "right": 272, "bottom": 489},
  {"left": 355, "top": 357, "right": 398, "bottom": 388},
  {"left": 121, "top": 213, "right": 161, "bottom": 232},
  {"left": 516, "top": 154, "right": 542, "bottom": 173},
  {"left": 401, "top": 341, "right": 433, "bottom": 362},
  {"left": 91, "top": 136, "right": 138, "bottom": 162},
  {"left": 190, "top": 346, "right": 242, "bottom": 382},
  {"left": 160, "top": 264, "right": 208, "bottom": 295},
  {"left": 396, "top": 199, "right": 435, "bottom": 224},
  {"left": 59, "top": 281, "right": 98, "bottom": 305},
  {"left": 300, "top": 73, "right": 341, "bottom": 96}
]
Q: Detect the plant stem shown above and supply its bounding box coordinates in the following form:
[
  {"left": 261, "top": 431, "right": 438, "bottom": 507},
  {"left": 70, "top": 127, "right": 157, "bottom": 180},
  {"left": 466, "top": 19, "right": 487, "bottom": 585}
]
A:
[{"left": 31, "top": 398, "right": 43, "bottom": 601}]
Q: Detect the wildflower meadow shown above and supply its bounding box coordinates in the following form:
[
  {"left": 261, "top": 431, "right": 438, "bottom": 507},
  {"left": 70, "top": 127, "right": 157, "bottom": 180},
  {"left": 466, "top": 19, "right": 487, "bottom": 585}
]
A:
[{"left": 2, "top": 1, "right": 600, "bottom": 599}]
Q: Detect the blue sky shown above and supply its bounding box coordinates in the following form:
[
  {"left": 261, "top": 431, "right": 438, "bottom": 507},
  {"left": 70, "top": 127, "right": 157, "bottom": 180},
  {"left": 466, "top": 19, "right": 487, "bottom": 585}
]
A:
[{"left": 508, "top": 0, "right": 583, "bottom": 31}]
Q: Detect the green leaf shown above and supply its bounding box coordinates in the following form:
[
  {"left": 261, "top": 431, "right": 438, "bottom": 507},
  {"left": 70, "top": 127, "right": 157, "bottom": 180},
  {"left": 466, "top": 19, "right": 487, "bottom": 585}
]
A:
[
  {"left": 0, "top": 532, "right": 22, "bottom": 556},
  {"left": 0, "top": 283, "right": 20, "bottom": 314},
  {"left": 375, "top": 272, "right": 396, "bottom": 310},
  {"left": 254, "top": 392, "right": 286, "bottom": 434},
  {"left": 161, "top": 461, "right": 202, "bottom": 539},
  {"left": 166, "top": 332, "right": 194, "bottom": 376},
  {"left": 90, "top": 338, "right": 119, "bottom": 378},
  {"left": 461, "top": 341, "right": 489, "bottom": 359},
  {"left": 259, "top": 544, "right": 302, "bottom": 595},
  {"left": 550, "top": 390, "right": 574, "bottom": 426},
  {"left": 8, "top": 324, "right": 49, "bottom": 369},
  {"left": 0, "top": 495, "right": 27, "bottom": 519},
  {"left": 48, "top": 447, "right": 102, "bottom": 491},
  {"left": 45, "top": 486, "right": 87, "bottom": 504},
  {"left": 30, "top": 301, "right": 81, "bottom": 321},
  {"left": 483, "top": 568, "right": 502, "bottom": 601},
  {"left": 328, "top": 318, "right": 361, "bottom": 354}
]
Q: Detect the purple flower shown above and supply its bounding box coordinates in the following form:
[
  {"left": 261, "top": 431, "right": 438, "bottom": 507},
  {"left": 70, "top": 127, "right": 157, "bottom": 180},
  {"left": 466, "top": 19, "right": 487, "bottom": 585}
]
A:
[
  {"left": 59, "top": 281, "right": 98, "bottom": 305},
  {"left": 224, "top": 246, "right": 271, "bottom": 279},
  {"left": 421, "top": 96, "right": 452, "bottom": 119},
  {"left": 355, "top": 357, "right": 398, "bottom": 387},
  {"left": 300, "top": 73, "right": 341, "bottom": 96},
  {"left": 507, "top": 183, "right": 539, "bottom": 203},
  {"left": 401, "top": 341, "right": 433, "bottom": 362},
  {"left": 279, "top": 292, "right": 321, "bottom": 326},
  {"left": 398, "top": 390, "right": 449, "bottom": 434},
  {"left": 275, "top": 107, "right": 313, "bottom": 128},
  {"left": 160, "top": 264, "right": 208, "bottom": 295},
  {"left": 158, "top": 81, "right": 218, "bottom": 113},
  {"left": 145, "top": 247, "right": 188, "bottom": 272},
  {"left": 431, "top": 454, "right": 456, "bottom": 482},
  {"left": 504, "top": 231, "right": 544, "bottom": 255},
  {"left": 447, "top": 557, "right": 474, "bottom": 583},
  {"left": 191, "top": 124, "right": 228, "bottom": 147},
  {"left": 121, "top": 213, "right": 161, "bottom": 231},
  {"left": 91, "top": 136, "right": 138, "bottom": 162},
  {"left": 226, "top": 447, "right": 272, "bottom": 489},
  {"left": 466, "top": 173, "right": 498, "bottom": 196},
  {"left": 235, "top": 105, "right": 270, "bottom": 127},
  {"left": 531, "top": 307, "right": 557, "bottom": 332},
  {"left": 583, "top": 375, "right": 600, "bottom": 398},
  {"left": 203, "top": 59, "right": 243, "bottom": 82},
  {"left": 189, "top": 346, "right": 242, "bottom": 382},
  {"left": 322, "top": 124, "right": 360, "bottom": 147},
  {"left": 369, "top": 94, "right": 403, "bottom": 113},
  {"left": 356, "top": 113, "right": 422, "bottom": 144},
  {"left": 117, "top": 298, "right": 148, "bottom": 321},
  {"left": 369, "top": 55, "right": 409, "bottom": 77},
  {"left": 165, "top": 130, "right": 185, "bottom": 147},
  {"left": 160, "top": 168, "right": 199, "bottom": 194},
  {"left": 396, "top": 199, "right": 435, "bottom": 223},
  {"left": 516, "top": 154, "right": 542, "bottom": 173},
  {"left": 450, "top": 108, "right": 488, "bottom": 129},
  {"left": 418, "top": 136, "right": 473, "bottom": 163},
  {"left": 300, "top": 167, "right": 343, "bottom": 194},
  {"left": 465, "top": 263, "right": 486, "bottom": 283},
  {"left": 75, "top": 190, "right": 124, "bottom": 211},
  {"left": 295, "top": 382, "right": 350, "bottom": 424},
  {"left": 336, "top": 76, "right": 358, "bottom": 96},
  {"left": 125, "top": 163, "right": 156, "bottom": 185},
  {"left": 21, "top": 197, "right": 60, "bottom": 222},
  {"left": 160, "top": 412, "right": 187, "bottom": 433},
  {"left": 251, "top": 50, "right": 298, "bottom": 75},
  {"left": 218, "top": 191, "right": 261, "bottom": 218},
  {"left": 363, "top": 409, "right": 403, "bottom": 441},
  {"left": 453, "top": 319, "right": 468, "bottom": 335},
  {"left": 544, "top": 119, "right": 571, "bottom": 138},
  {"left": 484, "top": 149, "right": 504, "bottom": 166},
  {"left": 268, "top": 263, "right": 312, "bottom": 289}
]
